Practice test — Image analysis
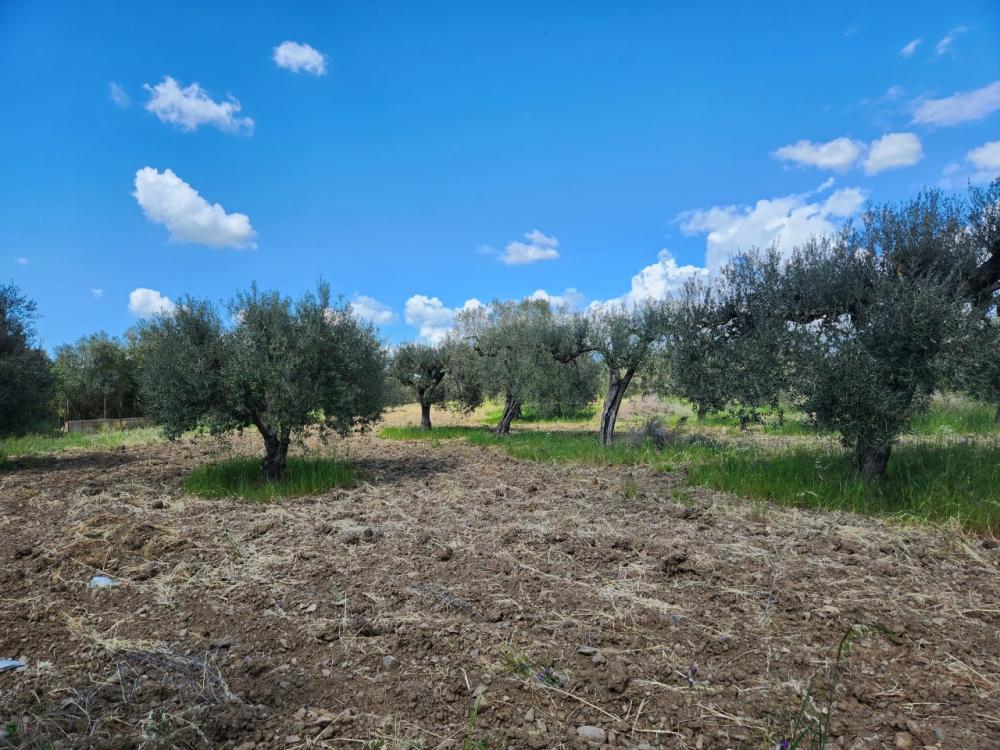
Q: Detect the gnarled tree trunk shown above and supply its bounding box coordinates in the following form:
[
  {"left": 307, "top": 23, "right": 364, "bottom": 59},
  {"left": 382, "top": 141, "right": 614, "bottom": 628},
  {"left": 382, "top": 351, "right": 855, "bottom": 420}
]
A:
[
  {"left": 496, "top": 393, "right": 521, "bottom": 436},
  {"left": 995, "top": 404, "right": 1000, "bottom": 424},
  {"left": 253, "top": 413, "right": 291, "bottom": 481},
  {"left": 854, "top": 440, "right": 891, "bottom": 481},
  {"left": 599, "top": 368, "right": 634, "bottom": 445},
  {"left": 420, "top": 400, "right": 433, "bottom": 430}
]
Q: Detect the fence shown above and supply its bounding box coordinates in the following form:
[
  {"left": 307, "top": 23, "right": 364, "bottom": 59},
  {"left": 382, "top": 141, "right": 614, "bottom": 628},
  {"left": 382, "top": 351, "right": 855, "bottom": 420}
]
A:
[{"left": 63, "top": 417, "right": 149, "bottom": 434}]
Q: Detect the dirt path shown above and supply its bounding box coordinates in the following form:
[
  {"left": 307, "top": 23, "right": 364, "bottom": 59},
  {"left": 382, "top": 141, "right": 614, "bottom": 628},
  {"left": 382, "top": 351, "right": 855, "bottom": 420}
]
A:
[{"left": 1, "top": 431, "right": 998, "bottom": 749}]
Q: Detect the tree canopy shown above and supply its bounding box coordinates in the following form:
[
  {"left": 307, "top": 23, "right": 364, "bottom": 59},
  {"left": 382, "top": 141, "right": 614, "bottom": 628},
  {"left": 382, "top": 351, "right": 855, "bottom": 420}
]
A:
[
  {"left": 135, "top": 282, "right": 386, "bottom": 479},
  {"left": 0, "top": 282, "right": 53, "bottom": 435}
]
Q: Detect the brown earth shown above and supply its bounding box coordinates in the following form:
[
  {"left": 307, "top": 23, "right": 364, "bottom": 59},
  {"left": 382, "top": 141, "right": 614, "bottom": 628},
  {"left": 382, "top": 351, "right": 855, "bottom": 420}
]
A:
[{"left": 1, "top": 410, "right": 998, "bottom": 749}]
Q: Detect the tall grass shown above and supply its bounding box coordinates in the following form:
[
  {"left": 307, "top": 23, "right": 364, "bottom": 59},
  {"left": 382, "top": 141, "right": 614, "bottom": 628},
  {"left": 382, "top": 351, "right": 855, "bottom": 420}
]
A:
[
  {"left": 184, "top": 457, "right": 354, "bottom": 502},
  {"left": 478, "top": 403, "right": 596, "bottom": 425}
]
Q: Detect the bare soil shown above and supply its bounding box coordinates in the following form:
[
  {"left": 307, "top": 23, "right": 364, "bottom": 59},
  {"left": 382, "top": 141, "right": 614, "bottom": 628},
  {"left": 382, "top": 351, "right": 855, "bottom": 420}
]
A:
[{"left": 1, "top": 412, "right": 998, "bottom": 749}]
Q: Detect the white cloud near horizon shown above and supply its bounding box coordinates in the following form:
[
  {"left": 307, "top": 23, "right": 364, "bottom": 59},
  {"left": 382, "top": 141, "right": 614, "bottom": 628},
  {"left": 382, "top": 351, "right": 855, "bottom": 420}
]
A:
[
  {"left": 863, "top": 133, "right": 923, "bottom": 174},
  {"left": 773, "top": 137, "right": 864, "bottom": 171},
  {"left": 133, "top": 167, "right": 257, "bottom": 249},
  {"left": 680, "top": 187, "right": 865, "bottom": 271},
  {"left": 966, "top": 140, "right": 1000, "bottom": 184},
  {"left": 900, "top": 39, "right": 921, "bottom": 58},
  {"left": 109, "top": 82, "right": 130, "bottom": 108},
  {"left": 350, "top": 295, "right": 397, "bottom": 325},
  {"left": 91, "top": 288, "right": 103, "bottom": 299},
  {"left": 593, "top": 250, "right": 710, "bottom": 310},
  {"left": 775, "top": 134, "right": 922, "bottom": 175},
  {"left": 404, "top": 295, "right": 484, "bottom": 343},
  {"left": 935, "top": 26, "right": 967, "bottom": 57},
  {"left": 912, "top": 81, "right": 1000, "bottom": 127},
  {"left": 527, "top": 288, "right": 584, "bottom": 310},
  {"left": 273, "top": 41, "right": 328, "bottom": 75},
  {"left": 501, "top": 229, "right": 560, "bottom": 265},
  {"left": 144, "top": 76, "right": 253, "bottom": 134},
  {"left": 128, "top": 288, "right": 175, "bottom": 317}
]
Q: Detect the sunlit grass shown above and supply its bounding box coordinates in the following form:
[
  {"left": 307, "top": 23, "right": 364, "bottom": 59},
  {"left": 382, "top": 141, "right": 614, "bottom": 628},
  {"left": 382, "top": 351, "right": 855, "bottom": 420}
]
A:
[
  {"left": 382, "top": 423, "right": 1000, "bottom": 532},
  {"left": 0, "top": 427, "right": 162, "bottom": 461},
  {"left": 478, "top": 403, "right": 597, "bottom": 425},
  {"left": 184, "top": 457, "right": 354, "bottom": 502}
]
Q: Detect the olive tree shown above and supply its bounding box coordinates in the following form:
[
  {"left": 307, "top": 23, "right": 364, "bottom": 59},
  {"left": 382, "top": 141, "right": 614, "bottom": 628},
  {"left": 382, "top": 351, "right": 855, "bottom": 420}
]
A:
[
  {"left": 450, "top": 299, "right": 592, "bottom": 435},
  {"left": 0, "top": 282, "right": 53, "bottom": 434},
  {"left": 586, "top": 302, "right": 668, "bottom": 444},
  {"left": 390, "top": 342, "right": 448, "bottom": 430},
  {"left": 136, "top": 283, "right": 386, "bottom": 480},
  {"left": 672, "top": 186, "right": 990, "bottom": 479},
  {"left": 53, "top": 332, "right": 139, "bottom": 420}
]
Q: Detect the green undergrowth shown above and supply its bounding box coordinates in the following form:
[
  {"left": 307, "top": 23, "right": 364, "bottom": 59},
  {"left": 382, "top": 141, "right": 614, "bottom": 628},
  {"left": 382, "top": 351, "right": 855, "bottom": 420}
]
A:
[
  {"left": 184, "top": 456, "right": 354, "bottom": 502},
  {"left": 0, "top": 427, "right": 162, "bottom": 463},
  {"left": 381, "top": 424, "right": 1000, "bottom": 532}
]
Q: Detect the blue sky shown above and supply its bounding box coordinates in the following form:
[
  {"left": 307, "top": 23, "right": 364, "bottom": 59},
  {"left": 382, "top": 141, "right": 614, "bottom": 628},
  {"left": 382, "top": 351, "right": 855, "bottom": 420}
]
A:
[{"left": 1, "top": 1, "right": 998, "bottom": 348}]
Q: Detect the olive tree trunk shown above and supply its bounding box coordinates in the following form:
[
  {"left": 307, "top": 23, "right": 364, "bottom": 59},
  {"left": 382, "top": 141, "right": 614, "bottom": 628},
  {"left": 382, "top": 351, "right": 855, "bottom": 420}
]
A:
[
  {"left": 599, "top": 368, "right": 634, "bottom": 445},
  {"left": 495, "top": 394, "right": 521, "bottom": 436},
  {"left": 995, "top": 404, "right": 1000, "bottom": 424},
  {"left": 420, "top": 400, "right": 433, "bottom": 430},
  {"left": 854, "top": 440, "right": 891, "bottom": 481}
]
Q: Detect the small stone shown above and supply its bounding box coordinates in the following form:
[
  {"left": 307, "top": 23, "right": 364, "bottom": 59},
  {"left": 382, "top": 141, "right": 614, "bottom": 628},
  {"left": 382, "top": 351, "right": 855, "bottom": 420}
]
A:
[
  {"left": 304, "top": 603, "right": 317, "bottom": 614},
  {"left": 285, "top": 736, "right": 300, "bottom": 745},
  {"left": 524, "top": 708, "right": 534, "bottom": 723},
  {"left": 894, "top": 733, "right": 914, "bottom": 750},
  {"left": 577, "top": 725, "right": 606, "bottom": 745},
  {"left": 382, "top": 655, "right": 400, "bottom": 671},
  {"left": 591, "top": 651, "right": 606, "bottom": 665},
  {"left": 437, "top": 545, "right": 454, "bottom": 561}
]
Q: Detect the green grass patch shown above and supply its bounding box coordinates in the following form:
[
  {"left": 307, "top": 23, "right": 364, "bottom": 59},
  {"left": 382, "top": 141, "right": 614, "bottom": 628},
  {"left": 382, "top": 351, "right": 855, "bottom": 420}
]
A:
[
  {"left": 911, "top": 397, "right": 1000, "bottom": 435},
  {"left": 184, "top": 456, "right": 354, "bottom": 502},
  {"left": 379, "top": 426, "right": 484, "bottom": 441},
  {"left": 688, "top": 440, "right": 1000, "bottom": 532},
  {"left": 478, "top": 403, "right": 597, "bottom": 425},
  {"left": 0, "top": 427, "right": 162, "bottom": 461},
  {"left": 383, "top": 424, "right": 1000, "bottom": 532}
]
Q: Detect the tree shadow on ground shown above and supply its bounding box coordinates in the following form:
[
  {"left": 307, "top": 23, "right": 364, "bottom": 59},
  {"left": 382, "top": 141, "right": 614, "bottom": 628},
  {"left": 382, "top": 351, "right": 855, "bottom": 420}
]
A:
[
  {"left": 0, "top": 450, "right": 138, "bottom": 475},
  {"left": 351, "top": 454, "right": 460, "bottom": 485}
]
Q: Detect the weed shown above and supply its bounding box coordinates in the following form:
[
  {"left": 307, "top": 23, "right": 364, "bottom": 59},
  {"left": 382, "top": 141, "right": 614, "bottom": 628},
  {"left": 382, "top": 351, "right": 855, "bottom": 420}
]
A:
[{"left": 184, "top": 456, "right": 354, "bottom": 501}]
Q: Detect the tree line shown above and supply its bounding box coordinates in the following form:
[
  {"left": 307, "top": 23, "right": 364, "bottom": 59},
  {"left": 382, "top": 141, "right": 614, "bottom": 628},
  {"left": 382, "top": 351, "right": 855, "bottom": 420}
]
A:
[{"left": 1, "top": 181, "right": 997, "bottom": 482}]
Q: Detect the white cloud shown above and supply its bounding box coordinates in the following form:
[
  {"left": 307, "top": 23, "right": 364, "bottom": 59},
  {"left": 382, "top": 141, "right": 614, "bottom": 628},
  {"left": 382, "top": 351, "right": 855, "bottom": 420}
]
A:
[
  {"left": 935, "top": 26, "right": 967, "bottom": 57},
  {"left": 133, "top": 167, "right": 257, "bottom": 249},
  {"left": 109, "top": 82, "right": 130, "bottom": 107},
  {"left": 863, "top": 132, "right": 923, "bottom": 174},
  {"left": 350, "top": 295, "right": 397, "bottom": 325},
  {"left": 966, "top": 140, "right": 1000, "bottom": 183},
  {"left": 15, "top": 257, "right": 28, "bottom": 265},
  {"left": 900, "top": 39, "right": 921, "bottom": 58},
  {"left": 273, "top": 41, "right": 328, "bottom": 76},
  {"left": 595, "top": 250, "right": 709, "bottom": 310},
  {"left": 773, "top": 137, "right": 865, "bottom": 171},
  {"left": 128, "top": 288, "right": 175, "bottom": 317},
  {"left": 680, "top": 187, "right": 865, "bottom": 271},
  {"left": 143, "top": 76, "right": 253, "bottom": 134},
  {"left": 912, "top": 81, "right": 1000, "bottom": 127},
  {"left": 501, "top": 229, "right": 560, "bottom": 265},
  {"left": 91, "top": 288, "right": 104, "bottom": 299},
  {"left": 527, "top": 288, "right": 584, "bottom": 309},
  {"left": 404, "top": 295, "right": 483, "bottom": 343}
]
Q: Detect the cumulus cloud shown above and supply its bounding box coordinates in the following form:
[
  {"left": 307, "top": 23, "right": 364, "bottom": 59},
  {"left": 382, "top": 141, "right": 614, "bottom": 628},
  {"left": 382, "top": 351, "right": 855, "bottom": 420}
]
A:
[
  {"left": 593, "top": 250, "right": 709, "bottom": 310},
  {"left": 350, "top": 295, "right": 397, "bottom": 325},
  {"left": 133, "top": 167, "right": 257, "bottom": 249},
  {"left": 273, "top": 41, "right": 327, "bottom": 75},
  {"left": 404, "top": 295, "right": 483, "bottom": 343},
  {"left": 912, "top": 81, "right": 1000, "bottom": 127},
  {"left": 91, "top": 288, "right": 104, "bottom": 299},
  {"left": 935, "top": 26, "right": 967, "bottom": 57},
  {"left": 773, "top": 137, "right": 864, "bottom": 171},
  {"left": 109, "top": 82, "right": 130, "bottom": 107},
  {"left": 965, "top": 140, "right": 1000, "bottom": 183},
  {"left": 680, "top": 187, "right": 865, "bottom": 271},
  {"left": 501, "top": 230, "right": 560, "bottom": 265},
  {"left": 527, "top": 288, "right": 584, "bottom": 310},
  {"left": 863, "top": 132, "right": 923, "bottom": 174},
  {"left": 900, "top": 39, "right": 921, "bottom": 58},
  {"left": 128, "top": 288, "right": 175, "bottom": 317},
  {"left": 144, "top": 76, "right": 253, "bottom": 134}
]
